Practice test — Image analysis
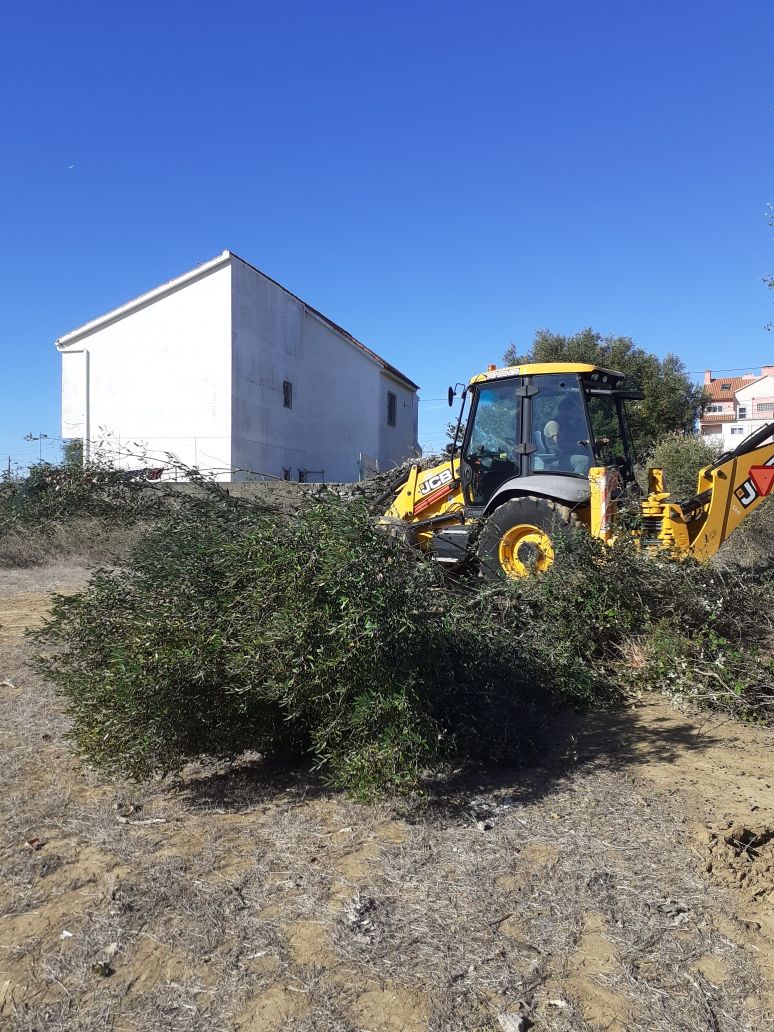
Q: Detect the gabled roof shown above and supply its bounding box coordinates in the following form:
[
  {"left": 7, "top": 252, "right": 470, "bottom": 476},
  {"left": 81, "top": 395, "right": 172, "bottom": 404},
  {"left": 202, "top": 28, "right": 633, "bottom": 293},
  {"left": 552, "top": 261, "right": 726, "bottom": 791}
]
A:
[
  {"left": 706, "top": 375, "right": 761, "bottom": 400},
  {"left": 55, "top": 250, "right": 419, "bottom": 391}
]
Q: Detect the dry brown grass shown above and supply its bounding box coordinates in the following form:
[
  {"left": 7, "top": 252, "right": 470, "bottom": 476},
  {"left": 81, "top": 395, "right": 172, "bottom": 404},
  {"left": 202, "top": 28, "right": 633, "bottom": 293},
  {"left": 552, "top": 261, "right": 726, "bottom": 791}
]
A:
[
  {"left": 0, "top": 518, "right": 152, "bottom": 569},
  {"left": 2, "top": 568, "right": 774, "bottom": 1031}
]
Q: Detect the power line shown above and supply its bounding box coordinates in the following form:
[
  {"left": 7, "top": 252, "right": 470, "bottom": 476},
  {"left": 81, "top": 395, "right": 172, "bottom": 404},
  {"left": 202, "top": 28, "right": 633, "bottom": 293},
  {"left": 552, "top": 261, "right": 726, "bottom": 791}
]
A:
[{"left": 687, "top": 365, "right": 770, "bottom": 374}]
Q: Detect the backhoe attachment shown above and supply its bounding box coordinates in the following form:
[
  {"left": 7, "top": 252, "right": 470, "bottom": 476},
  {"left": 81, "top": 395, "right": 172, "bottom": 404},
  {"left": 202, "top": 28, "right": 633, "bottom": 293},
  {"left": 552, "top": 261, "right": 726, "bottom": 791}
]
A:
[{"left": 640, "top": 423, "right": 774, "bottom": 560}]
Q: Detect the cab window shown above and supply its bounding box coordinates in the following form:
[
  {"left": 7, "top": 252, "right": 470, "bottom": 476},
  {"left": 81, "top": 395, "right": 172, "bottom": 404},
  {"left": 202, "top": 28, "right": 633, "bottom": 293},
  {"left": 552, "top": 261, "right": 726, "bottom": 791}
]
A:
[
  {"left": 530, "top": 374, "right": 592, "bottom": 477},
  {"left": 585, "top": 393, "right": 626, "bottom": 463},
  {"left": 463, "top": 381, "right": 521, "bottom": 505}
]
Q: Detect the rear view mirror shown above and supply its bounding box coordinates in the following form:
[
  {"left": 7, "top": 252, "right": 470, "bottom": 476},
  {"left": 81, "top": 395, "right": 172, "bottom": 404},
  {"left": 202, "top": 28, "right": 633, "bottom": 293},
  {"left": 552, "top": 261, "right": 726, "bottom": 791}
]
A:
[{"left": 448, "top": 386, "right": 455, "bottom": 407}]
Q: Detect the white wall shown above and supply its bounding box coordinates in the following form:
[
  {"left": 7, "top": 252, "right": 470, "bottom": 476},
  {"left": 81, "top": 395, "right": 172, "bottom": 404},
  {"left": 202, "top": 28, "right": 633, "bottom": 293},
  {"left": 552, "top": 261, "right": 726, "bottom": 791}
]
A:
[
  {"left": 59, "top": 263, "right": 233, "bottom": 477},
  {"left": 61, "top": 350, "right": 88, "bottom": 440},
  {"left": 230, "top": 258, "right": 308, "bottom": 478},
  {"left": 60, "top": 253, "right": 420, "bottom": 483},
  {"left": 723, "top": 374, "right": 774, "bottom": 447},
  {"left": 296, "top": 311, "right": 382, "bottom": 482},
  {"left": 378, "top": 373, "right": 420, "bottom": 471},
  {"left": 231, "top": 257, "right": 417, "bottom": 481}
]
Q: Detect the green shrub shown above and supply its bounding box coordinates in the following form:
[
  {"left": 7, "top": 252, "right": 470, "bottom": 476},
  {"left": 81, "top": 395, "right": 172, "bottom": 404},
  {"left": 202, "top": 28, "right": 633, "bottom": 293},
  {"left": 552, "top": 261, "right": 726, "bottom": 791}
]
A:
[
  {"left": 0, "top": 517, "right": 152, "bottom": 569},
  {"left": 32, "top": 486, "right": 774, "bottom": 796},
  {"left": 644, "top": 620, "right": 774, "bottom": 721},
  {"left": 34, "top": 494, "right": 593, "bottom": 795},
  {"left": 638, "top": 431, "right": 774, "bottom": 566},
  {"left": 512, "top": 532, "right": 774, "bottom": 725},
  {"left": 0, "top": 457, "right": 165, "bottom": 534},
  {"left": 717, "top": 496, "right": 774, "bottom": 567},
  {"left": 641, "top": 432, "right": 720, "bottom": 499}
]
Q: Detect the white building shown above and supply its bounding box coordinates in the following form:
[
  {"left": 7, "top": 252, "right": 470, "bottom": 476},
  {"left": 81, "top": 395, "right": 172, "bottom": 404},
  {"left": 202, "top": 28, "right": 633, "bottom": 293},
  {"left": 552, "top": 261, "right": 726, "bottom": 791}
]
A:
[
  {"left": 700, "top": 366, "right": 774, "bottom": 448},
  {"left": 57, "top": 251, "right": 420, "bottom": 482}
]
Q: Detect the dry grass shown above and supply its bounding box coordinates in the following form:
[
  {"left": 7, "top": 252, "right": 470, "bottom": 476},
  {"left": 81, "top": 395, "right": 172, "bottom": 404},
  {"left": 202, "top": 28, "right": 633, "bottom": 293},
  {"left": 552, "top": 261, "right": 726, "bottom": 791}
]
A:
[
  {"left": 715, "top": 500, "right": 774, "bottom": 569},
  {"left": 2, "top": 568, "right": 774, "bottom": 1031},
  {"left": 0, "top": 518, "right": 152, "bottom": 569}
]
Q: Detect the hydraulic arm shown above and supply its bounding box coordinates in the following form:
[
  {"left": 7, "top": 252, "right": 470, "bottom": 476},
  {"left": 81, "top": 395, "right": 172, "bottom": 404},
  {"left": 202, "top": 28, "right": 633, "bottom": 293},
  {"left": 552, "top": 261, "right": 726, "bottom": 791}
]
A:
[{"left": 640, "top": 422, "right": 774, "bottom": 560}]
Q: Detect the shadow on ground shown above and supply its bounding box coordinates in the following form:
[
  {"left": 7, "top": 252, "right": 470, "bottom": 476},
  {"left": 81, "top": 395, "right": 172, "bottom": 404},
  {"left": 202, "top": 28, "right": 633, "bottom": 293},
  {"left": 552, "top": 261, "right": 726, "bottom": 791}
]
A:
[{"left": 171, "top": 696, "right": 726, "bottom": 823}]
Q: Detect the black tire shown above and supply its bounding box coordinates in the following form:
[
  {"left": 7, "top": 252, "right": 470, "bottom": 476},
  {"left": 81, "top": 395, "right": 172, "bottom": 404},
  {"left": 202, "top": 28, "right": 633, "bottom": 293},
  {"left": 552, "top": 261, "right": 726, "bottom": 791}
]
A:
[{"left": 477, "top": 495, "right": 577, "bottom": 581}]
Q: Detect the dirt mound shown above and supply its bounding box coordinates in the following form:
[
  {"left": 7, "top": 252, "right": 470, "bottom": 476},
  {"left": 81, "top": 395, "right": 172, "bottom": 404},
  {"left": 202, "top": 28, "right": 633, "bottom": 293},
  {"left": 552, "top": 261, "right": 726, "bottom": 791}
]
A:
[{"left": 706, "top": 823, "right": 774, "bottom": 900}]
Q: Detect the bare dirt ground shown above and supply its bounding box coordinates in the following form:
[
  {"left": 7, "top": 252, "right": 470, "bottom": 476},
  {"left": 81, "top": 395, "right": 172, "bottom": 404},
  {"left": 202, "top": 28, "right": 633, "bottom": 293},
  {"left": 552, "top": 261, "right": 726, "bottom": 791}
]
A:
[{"left": 1, "top": 566, "right": 773, "bottom": 1031}]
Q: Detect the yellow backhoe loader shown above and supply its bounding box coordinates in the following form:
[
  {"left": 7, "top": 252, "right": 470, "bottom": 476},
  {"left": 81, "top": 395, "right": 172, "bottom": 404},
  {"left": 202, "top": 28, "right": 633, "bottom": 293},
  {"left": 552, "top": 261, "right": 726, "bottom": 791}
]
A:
[{"left": 383, "top": 362, "right": 774, "bottom": 579}]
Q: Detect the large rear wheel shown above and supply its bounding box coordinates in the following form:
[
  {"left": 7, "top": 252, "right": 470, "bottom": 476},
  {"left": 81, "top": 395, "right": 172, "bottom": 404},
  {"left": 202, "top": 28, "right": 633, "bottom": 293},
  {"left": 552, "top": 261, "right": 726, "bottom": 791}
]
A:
[{"left": 477, "top": 496, "right": 576, "bottom": 581}]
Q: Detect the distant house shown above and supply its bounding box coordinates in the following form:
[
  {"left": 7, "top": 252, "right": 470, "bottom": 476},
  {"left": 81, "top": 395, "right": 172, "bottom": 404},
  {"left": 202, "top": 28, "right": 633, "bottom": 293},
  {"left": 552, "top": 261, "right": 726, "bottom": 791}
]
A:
[
  {"left": 700, "top": 366, "right": 774, "bottom": 447},
  {"left": 56, "top": 251, "right": 420, "bottom": 482}
]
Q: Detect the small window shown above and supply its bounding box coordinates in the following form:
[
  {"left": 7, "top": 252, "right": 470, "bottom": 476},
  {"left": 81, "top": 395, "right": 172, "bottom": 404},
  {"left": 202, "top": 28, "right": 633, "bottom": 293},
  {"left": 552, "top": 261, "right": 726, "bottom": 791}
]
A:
[
  {"left": 283, "top": 381, "right": 293, "bottom": 409},
  {"left": 757, "top": 401, "right": 774, "bottom": 413},
  {"left": 730, "top": 427, "right": 744, "bottom": 435},
  {"left": 737, "top": 406, "right": 747, "bottom": 419},
  {"left": 387, "top": 391, "right": 397, "bottom": 427},
  {"left": 721, "top": 384, "right": 731, "bottom": 391}
]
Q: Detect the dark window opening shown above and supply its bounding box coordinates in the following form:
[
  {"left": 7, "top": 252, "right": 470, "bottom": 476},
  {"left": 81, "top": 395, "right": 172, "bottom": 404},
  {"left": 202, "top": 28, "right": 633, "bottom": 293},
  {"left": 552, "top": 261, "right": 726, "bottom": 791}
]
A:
[
  {"left": 283, "top": 381, "right": 293, "bottom": 409},
  {"left": 387, "top": 391, "right": 397, "bottom": 427},
  {"left": 283, "top": 467, "right": 291, "bottom": 481}
]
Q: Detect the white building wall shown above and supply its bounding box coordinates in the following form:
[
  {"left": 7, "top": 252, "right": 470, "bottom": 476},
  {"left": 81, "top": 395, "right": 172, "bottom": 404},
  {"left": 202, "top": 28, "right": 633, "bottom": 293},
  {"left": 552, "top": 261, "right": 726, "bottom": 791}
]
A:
[
  {"left": 724, "top": 374, "right": 774, "bottom": 447},
  {"left": 59, "top": 252, "right": 420, "bottom": 483},
  {"left": 59, "top": 262, "right": 233, "bottom": 477},
  {"left": 296, "top": 311, "right": 383, "bottom": 482},
  {"left": 230, "top": 257, "right": 417, "bottom": 481},
  {"left": 230, "top": 258, "right": 307, "bottom": 478},
  {"left": 378, "top": 373, "right": 419, "bottom": 471}
]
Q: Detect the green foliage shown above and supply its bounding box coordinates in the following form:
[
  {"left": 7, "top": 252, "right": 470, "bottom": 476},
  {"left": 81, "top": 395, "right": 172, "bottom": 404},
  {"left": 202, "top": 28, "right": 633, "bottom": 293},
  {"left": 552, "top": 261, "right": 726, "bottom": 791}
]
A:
[
  {"left": 718, "top": 495, "right": 774, "bottom": 567},
  {"left": 644, "top": 432, "right": 721, "bottom": 499},
  {"left": 32, "top": 486, "right": 774, "bottom": 796},
  {"left": 61, "top": 438, "right": 84, "bottom": 468},
  {"left": 0, "top": 457, "right": 163, "bottom": 535},
  {"left": 504, "top": 328, "right": 707, "bottom": 456},
  {"left": 639, "top": 432, "right": 774, "bottom": 566},
  {"left": 34, "top": 494, "right": 581, "bottom": 795},
  {"left": 529, "top": 532, "right": 774, "bottom": 722},
  {"left": 444, "top": 418, "right": 467, "bottom": 455}
]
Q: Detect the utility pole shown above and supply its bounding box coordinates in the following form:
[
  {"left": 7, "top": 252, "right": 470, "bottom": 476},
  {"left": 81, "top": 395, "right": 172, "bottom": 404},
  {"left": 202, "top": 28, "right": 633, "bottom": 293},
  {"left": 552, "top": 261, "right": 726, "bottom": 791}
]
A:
[{"left": 24, "top": 432, "right": 49, "bottom": 462}]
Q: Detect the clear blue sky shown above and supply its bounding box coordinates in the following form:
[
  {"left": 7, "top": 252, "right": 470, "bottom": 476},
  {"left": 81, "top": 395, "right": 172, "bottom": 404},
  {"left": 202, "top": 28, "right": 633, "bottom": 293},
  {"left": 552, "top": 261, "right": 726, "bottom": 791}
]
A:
[{"left": 1, "top": 0, "right": 772, "bottom": 468}]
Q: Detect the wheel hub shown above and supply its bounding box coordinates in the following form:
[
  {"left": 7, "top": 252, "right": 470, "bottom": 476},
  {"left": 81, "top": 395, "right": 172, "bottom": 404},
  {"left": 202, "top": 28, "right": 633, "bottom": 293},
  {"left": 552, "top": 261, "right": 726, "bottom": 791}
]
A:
[{"left": 498, "top": 523, "right": 555, "bottom": 578}]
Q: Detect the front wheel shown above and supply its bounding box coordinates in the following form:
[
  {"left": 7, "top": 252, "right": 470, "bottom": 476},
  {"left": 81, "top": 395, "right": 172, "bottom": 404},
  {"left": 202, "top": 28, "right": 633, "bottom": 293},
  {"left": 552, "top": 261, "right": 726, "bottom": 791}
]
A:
[{"left": 477, "top": 496, "right": 576, "bottom": 581}]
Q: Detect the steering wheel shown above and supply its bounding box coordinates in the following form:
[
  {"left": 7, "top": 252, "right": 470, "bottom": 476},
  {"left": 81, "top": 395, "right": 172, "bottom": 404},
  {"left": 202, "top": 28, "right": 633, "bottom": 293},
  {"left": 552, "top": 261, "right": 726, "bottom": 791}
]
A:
[{"left": 481, "top": 445, "right": 518, "bottom": 468}]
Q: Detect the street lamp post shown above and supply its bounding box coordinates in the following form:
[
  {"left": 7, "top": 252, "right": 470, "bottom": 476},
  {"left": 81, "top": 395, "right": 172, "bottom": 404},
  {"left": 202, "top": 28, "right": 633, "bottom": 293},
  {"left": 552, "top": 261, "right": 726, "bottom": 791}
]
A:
[{"left": 24, "top": 432, "right": 49, "bottom": 462}]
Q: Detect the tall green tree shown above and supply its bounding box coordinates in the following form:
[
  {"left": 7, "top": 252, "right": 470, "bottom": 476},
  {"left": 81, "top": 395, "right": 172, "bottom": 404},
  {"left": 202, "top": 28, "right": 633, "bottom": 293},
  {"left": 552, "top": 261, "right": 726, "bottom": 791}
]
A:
[
  {"left": 503, "top": 328, "right": 707, "bottom": 455},
  {"left": 61, "top": 438, "right": 84, "bottom": 467}
]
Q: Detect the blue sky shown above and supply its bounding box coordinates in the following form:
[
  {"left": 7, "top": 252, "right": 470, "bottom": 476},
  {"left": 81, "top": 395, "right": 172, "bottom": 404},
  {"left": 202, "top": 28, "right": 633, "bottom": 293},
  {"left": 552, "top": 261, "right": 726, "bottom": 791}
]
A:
[{"left": 1, "top": 0, "right": 772, "bottom": 468}]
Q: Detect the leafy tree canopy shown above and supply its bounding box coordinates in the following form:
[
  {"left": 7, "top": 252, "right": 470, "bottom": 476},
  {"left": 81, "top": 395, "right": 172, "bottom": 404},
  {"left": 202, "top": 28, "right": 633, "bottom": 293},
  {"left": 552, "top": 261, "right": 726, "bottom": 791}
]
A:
[
  {"left": 61, "top": 438, "right": 84, "bottom": 467},
  {"left": 503, "top": 328, "right": 707, "bottom": 456}
]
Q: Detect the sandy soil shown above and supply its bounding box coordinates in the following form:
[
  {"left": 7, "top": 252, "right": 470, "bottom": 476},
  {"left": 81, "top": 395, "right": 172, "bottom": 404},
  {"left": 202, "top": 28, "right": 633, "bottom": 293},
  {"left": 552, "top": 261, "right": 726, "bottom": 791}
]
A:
[{"left": 1, "top": 566, "right": 772, "bottom": 1031}]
